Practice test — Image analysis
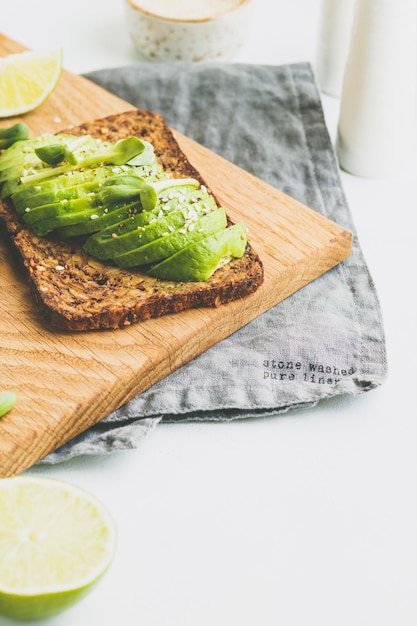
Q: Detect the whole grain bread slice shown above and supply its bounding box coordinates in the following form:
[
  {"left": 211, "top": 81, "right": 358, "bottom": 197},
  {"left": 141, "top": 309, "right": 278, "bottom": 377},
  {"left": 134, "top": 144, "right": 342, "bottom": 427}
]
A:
[{"left": 0, "top": 110, "right": 264, "bottom": 331}]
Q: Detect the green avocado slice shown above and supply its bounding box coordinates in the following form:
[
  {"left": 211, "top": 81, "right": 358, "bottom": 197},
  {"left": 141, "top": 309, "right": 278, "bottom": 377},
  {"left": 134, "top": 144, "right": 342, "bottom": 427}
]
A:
[
  {"left": 12, "top": 180, "right": 102, "bottom": 213},
  {"left": 9, "top": 165, "right": 119, "bottom": 207},
  {"left": 0, "top": 135, "right": 100, "bottom": 192},
  {"left": 29, "top": 206, "right": 113, "bottom": 236},
  {"left": 1, "top": 135, "right": 157, "bottom": 198},
  {"left": 27, "top": 181, "right": 206, "bottom": 238},
  {"left": 12, "top": 172, "right": 146, "bottom": 216},
  {"left": 148, "top": 222, "right": 248, "bottom": 282},
  {"left": 83, "top": 207, "right": 168, "bottom": 258},
  {"left": 56, "top": 202, "right": 142, "bottom": 238},
  {"left": 3, "top": 164, "right": 111, "bottom": 200},
  {"left": 22, "top": 196, "right": 96, "bottom": 226},
  {"left": 113, "top": 207, "right": 227, "bottom": 268},
  {"left": 87, "top": 202, "right": 213, "bottom": 262},
  {"left": 83, "top": 185, "right": 215, "bottom": 258}
]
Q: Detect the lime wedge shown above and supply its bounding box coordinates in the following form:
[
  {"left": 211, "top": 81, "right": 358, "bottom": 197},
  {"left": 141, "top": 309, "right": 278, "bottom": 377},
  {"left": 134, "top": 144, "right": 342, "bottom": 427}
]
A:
[
  {"left": 0, "top": 50, "right": 63, "bottom": 118},
  {"left": 0, "top": 475, "right": 116, "bottom": 620}
]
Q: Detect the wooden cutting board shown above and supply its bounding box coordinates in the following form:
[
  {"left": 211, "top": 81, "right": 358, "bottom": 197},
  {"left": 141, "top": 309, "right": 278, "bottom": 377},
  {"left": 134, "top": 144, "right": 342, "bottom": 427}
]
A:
[{"left": 0, "top": 34, "right": 352, "bottom": 477}]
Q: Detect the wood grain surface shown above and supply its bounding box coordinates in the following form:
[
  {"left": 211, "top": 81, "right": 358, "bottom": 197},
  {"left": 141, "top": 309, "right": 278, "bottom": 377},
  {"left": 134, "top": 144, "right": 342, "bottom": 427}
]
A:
[{"left": 0, "top": 34, "right": 352, "bottom": 476}]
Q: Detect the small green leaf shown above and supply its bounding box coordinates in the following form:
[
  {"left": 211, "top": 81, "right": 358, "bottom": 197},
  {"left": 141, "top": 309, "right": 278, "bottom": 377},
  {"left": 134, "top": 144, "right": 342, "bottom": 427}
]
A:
[
  {"left": 0, "top": 123, "right": 29, "bottom": 149},
  {"left": 0, "top": 390, "right": 17, "bottom": 417},
  {"left": 35, "top": 143, "right": 66, "bottom": 166}
]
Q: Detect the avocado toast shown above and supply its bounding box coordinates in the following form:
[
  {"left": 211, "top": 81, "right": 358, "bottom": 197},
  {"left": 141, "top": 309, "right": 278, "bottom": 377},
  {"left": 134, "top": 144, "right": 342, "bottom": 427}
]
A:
[{"left": 0, "top": 110, "right": 263, "bottom": 331}]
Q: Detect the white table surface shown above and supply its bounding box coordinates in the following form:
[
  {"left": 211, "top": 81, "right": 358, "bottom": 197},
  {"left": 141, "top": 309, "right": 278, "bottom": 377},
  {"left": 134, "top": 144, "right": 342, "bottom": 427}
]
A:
[{"left": 2, "top": 1, "right": 417, "bottom": 624}]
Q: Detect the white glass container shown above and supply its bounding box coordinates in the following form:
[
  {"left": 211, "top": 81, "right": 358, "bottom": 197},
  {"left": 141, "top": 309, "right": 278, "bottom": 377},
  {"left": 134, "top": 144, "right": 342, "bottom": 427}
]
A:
[
  {"left": 315, "top": 0, "right": 357, "bottom": 97},
  {"left": 336, "top": 0, "right": 417, "bottom": 177}
]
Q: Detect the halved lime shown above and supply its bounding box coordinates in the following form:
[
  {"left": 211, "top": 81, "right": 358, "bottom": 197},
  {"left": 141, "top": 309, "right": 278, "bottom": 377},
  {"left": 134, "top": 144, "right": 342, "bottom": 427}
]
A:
[
  {"left": 0, "top": 50, "right": 63, "bottom": 118},
  {"left": 0, "top": 475, "right": 116, "bottom": 620}
]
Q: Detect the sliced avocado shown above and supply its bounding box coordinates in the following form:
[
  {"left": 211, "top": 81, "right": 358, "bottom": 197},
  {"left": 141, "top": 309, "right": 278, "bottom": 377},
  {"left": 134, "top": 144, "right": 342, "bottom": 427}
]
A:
[
  {"left": 1, "top": 129, "right": 250, "bottom": 284},
  {"left": 56, "top": 202, "right": 142, "bottom": 237},
  {"left": 22, "top": 196, "right": 95, "bottom": 226},
  {"left": 11, "top": 169, "right": 145, "bottom": 213},
  {"left": 0, "top": 133, "right": 157, "bottom": 197},
  {"left": 30, "top": 206, "right": 113, "bottom": 237},
  {"left": 0, "top": 150, "right": 50, "bottom": 192},
  {"left": 83, "top": 209, "right": 160, "bottom": 259},
  {"left": 1, "top": 134, "right": 140, "bottom": 194},
  {"left": 113, "top": 207, "right": 227, "bottom": 268},
  {"left": 139, "top": 178, "right": 199, "bottom": 211},
  {"left": 0, "top": 133, "right": 95, "bottom": 164},
  {"left": 87, "top": 204, "right": 208, "bottom": 261},
  {"left": 17, "top": 137, "right": 146, "bottom": 186},
  {"left": 83, "top": 184, "right": 209, "bottom": 258},
  {"left": 9, "top": 165, "right": 120, "bottom": 205},
  {"left": 0, "top": 134, "right": 98, "bottom": 183},
  {"left": 2, "top": 163, "right": 116, "bottom": 199},
  {"left": 148, "top": 223, "right": 248, "bottom": 282},
  {"left": 12, "top": 180, "right": 101, "bottom": 213}
]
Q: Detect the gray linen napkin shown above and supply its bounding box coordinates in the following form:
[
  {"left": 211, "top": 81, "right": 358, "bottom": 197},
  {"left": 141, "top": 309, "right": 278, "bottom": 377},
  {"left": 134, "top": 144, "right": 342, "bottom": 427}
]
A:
[{"left": 40, "top": 62, "right": 387, "bottom": 464}]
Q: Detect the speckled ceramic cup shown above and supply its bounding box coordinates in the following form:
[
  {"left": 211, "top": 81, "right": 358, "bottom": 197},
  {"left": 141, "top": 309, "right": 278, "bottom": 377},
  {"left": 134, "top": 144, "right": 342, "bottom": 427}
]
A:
[{"left": 125, "top": 0, "right": 254, "bottom": 62}]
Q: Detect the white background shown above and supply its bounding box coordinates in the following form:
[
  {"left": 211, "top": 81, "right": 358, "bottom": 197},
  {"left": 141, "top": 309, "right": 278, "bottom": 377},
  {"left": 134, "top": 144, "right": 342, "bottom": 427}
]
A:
[{"left": 1, "top": 1, "right": 417, "bottom": 624}]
